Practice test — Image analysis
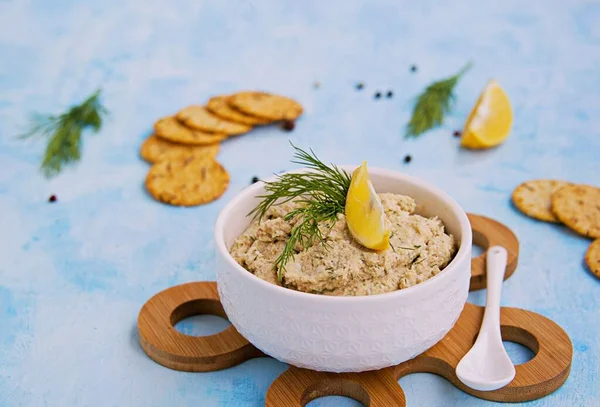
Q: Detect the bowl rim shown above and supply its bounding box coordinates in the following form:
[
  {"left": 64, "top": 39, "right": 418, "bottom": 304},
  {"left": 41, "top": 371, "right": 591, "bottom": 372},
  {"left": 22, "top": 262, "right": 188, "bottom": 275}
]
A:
[{"left": 215, "top": 165, "right": 472, "bottom": 303}]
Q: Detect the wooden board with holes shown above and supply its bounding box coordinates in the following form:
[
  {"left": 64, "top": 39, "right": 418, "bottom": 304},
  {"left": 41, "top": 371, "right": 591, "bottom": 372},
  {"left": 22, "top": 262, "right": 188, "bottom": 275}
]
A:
[
  {"left": 137, "top": 214, "right": 572, "bottom": 405},
  {"left": 468, "top": 213, "right": 519, "bottom": 290}
]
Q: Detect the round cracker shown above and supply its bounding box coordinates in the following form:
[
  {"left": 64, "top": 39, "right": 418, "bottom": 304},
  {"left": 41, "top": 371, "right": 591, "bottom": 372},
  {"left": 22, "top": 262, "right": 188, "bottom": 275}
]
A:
[
  {"left": 177, "top": 105, "right": 252, "bottom": 135},
  {"left": 140, "top": 134, "right": 220, "bottom": 164},
  {"left": 511, "top": 179, "right": 572, "bottom": 223},
  {"left": 584, "top": 239, "right": 600, "bottom": 279},
  {"left": 207, "top": 95, "right": 271, "bottom": 126},
  {"left": 145, "top": 157, "right": 230, "bottom": 206},
  {"left": 229, "top": 91, "right": 303, "bottom": 121},
  {"left": 551, "top": 184, "right": 600, "bottom": 238},
  {"left": 154, "top": 116, "right": 227, "bottom": 145}
]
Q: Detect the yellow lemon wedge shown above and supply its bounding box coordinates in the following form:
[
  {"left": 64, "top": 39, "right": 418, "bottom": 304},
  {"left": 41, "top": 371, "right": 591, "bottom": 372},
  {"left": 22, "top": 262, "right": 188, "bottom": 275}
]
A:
[
  {"left": 345, "top": 161, "right": 390, "bottom": 251},
  {"left": 460, "top": 80, "right": 513, "bottom": 149}
]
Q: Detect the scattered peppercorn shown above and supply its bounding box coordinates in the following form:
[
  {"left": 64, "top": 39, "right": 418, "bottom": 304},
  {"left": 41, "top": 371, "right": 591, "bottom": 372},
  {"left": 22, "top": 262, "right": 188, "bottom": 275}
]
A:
[
  {"left": 355, "top": 82, "right": 364, "bottom": 90},
  {"left": 386, "top": 90, "right": 393, "bottom": 98},
  {"left": 374, "top": 91, "right": 382, "bottom": 99},
  {"left": 403, "top": 155, "right": 412, "bottom": 163},
  {"left": 453, "top": 130, "right": 462, "bottom": 137},
  {"left": 313, "top": 81, "right": 321, "bottom": 89},
  {"left": 281, "top": 120, "right": 295, "bottom": 132},
  {"left": 410, "top": 65, "right": 418, "bottom": 73},
  {"left": 48, "top": 194, "right": 57, "bottom": 202},
  {"left": 251, "top": 176, "right": 259, "bottom": 184}
]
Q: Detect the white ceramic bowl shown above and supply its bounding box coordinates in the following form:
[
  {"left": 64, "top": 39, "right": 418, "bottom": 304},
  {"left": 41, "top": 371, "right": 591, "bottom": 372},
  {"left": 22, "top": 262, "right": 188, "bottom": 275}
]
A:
[{"left": 215, "top": 166, "right": 472, "bottom": 373}]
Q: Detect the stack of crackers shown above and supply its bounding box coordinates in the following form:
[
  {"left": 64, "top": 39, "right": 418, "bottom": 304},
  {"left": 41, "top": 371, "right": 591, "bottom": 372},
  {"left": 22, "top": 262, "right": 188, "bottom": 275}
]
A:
[
  {"left": 140, "top": 91, "right": 303, "bottom": 206},
  {"left": 512, "top": 180, "right": 600, "bottom": 279}
]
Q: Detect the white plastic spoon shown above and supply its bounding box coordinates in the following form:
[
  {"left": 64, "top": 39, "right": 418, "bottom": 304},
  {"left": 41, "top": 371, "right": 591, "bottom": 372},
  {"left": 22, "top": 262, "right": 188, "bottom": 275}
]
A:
[{"left": 456, "top": 245, "right": 516, "bottom": 391}]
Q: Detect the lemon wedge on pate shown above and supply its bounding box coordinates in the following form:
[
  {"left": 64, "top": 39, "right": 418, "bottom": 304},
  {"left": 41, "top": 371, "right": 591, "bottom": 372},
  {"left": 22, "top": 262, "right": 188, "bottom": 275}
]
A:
[
  {"left": 345, "top": 161, "right": 390, "bottom": 251},
  {"left": 460, "top": 79, "right": 513, "bottom": 149}
]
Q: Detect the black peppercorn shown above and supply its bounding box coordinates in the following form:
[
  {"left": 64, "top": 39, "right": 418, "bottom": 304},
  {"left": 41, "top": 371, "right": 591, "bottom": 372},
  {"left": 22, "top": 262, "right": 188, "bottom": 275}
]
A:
[
  {"left": 374, "top": 91, "right": 382, "bottom": 99},
  {"left": 355, "top": 82, "right": 364, "bottom": 90},
  {"left": 410, "top": 65, "right": 418, "bottom": 73},
  {"left": 403, "top": 155, "right": 412, "bottom": 163},
  {"left": 251, "top": 176, "right": 259, "bottom": 184},
  {"left": 48, "top": 194, "right": 57, "bottom": 202},
  {"left": 453, "top": 130, "right": 462, "bottom": 137},
  {"left": 386, "top": 90, "right": 393, "bottom": 98},
  {"left": 281, "top": 120, "right": 295, "bottom": 132}
]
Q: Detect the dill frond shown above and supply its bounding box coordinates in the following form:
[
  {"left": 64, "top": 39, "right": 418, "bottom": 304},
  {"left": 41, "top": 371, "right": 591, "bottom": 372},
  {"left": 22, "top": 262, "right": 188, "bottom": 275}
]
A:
[
  {"left": 249, "top": 142, "right": 352, "bottom": 282},
  {"left": 19, "top": 89, "right": 107, "bottom": 178},
  {"left": 405, "top": 62, "right": 472, "bottom": 138}
]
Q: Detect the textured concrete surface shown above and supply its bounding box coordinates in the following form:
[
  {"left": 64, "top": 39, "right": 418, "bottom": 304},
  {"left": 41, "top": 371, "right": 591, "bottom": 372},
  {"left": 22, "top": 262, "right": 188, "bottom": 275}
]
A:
[{"left": 0, "top": 0, "right": 599, "bottom": 406}]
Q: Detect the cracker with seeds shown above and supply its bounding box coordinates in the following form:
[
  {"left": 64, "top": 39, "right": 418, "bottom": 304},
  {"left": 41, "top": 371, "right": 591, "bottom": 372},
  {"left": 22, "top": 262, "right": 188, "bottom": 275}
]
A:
[
  {"left": 177, "top": 105, "right": 252, "bottom": 135},
  {"left": 154, "top": 116, "right": 227, "bottom": 145},
  {"left": 140, "top": 134, "right": 220, "bottom": 164},
  {"left": 512, "top": 180, "right": 572, "bottom": 223},
  {"left": 585, "top": 239, "right": 600, "bottom": 279},
  {"left": 229, "top": 91, "right": 303, "bottom": 121},
  {"left": 145, "top": 157, "right": 230, "bottom": 206},
  {"left": 207, "top": 95, "right": 271, "bottom": 126},
  {"left": 551, "top": 184, "right": 600, "bottom": 238}
]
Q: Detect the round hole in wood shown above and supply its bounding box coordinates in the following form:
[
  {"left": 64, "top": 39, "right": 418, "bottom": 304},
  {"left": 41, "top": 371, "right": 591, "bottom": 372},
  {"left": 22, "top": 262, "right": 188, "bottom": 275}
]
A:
[
  {"left": 471, "top": 227, "right": 490, "bottom": 262},
  {"left": 503, "top": 341, "right": 536, "bottom": 365},
  {"left": 472, "top": 243, "right": 486, "bottom": 258},
  {"left": 170, "top": 299, "right": 232, "bottom": 337},
  {"left": 469, "top": 325, "right": 540, "bottom": 363},
  {"left": 174, "top": 315, "right": 232, "bottom": 337},
  {"left": 170, "top": 299, "right": 229, "bottom": 326},
  {"left": 470, "top": 324, "right": 540, "bottom": 369},
  {"left": 306, "top": 396, "right": 366, "bottom": 406},
  {"left": 301, "top": 380, "right": 370, "bottom": 406},
  {"left": 138, "top": 282, "right": 261, "bottom": 372},
  {"left": 467, "top": 213, "right": 519, "bottom": 291},
  {"left": 500, "top": 325, "right": 540, "bottom": 358}
]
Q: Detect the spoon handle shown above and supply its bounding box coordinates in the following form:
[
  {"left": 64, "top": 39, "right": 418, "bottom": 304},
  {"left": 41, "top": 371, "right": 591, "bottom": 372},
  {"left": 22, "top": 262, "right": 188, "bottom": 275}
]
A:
[{"left": 481, "top": 246, "right": 508, "bottom": 336}]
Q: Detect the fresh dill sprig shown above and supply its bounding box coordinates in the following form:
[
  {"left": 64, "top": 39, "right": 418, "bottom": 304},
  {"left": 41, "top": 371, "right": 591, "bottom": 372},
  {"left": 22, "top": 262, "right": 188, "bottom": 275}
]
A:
[
  {"left": 389, "top": 232, "right": 421, "bottom": 252},
  {"left": 405, "top": 62, "right": 472, "bottom": 138},
  {"left": 19, "top": 89, "right": 107, "bottom": 178},
  {"left": 249, "top": 142, "right": 352, "bottom": 282},
  {"left": 409, "top": 253, "right": 426, "bottom": 268}
]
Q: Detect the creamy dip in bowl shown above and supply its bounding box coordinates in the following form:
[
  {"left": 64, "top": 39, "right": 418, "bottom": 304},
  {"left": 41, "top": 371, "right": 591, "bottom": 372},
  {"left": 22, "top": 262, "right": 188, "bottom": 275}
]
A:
[
  {"left": 215, "top": 166, "right": 472, "bottom": 372},
  {"left": 230, "top": 193, "right": 456, "bottom": 296}
]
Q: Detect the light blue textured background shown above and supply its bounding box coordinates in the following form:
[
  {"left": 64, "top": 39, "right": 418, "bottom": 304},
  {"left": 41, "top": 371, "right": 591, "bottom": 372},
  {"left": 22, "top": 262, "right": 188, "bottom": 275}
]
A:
[{"left": 1, "top": 0, "right": 599, "bottom": 406}]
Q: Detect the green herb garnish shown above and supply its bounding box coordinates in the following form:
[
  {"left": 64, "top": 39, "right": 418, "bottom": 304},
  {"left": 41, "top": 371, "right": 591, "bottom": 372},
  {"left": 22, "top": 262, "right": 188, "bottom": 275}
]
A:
[
  {"left": 409, "top": 254, "right": 426, "bottom": 268},
  {"left": 249, "top": 142, "right": 352, "bottom": 282},
  {"left": 405, "top": 62, "right": 472, "bottom": 138},
  {"left": 389, "top": 233, "right": 420, "bottom": 253},
  {"left": 19, "top": 89, "right": 107, "bottom": 178}
]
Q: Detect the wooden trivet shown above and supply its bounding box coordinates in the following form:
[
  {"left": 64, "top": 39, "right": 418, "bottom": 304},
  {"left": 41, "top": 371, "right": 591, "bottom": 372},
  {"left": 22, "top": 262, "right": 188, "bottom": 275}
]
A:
[
  {"left": 467, "top": 213, "right": 519, "bottom": 290},
  {"left": 138, "top": 213, "right": 572, "bottom": 405}
]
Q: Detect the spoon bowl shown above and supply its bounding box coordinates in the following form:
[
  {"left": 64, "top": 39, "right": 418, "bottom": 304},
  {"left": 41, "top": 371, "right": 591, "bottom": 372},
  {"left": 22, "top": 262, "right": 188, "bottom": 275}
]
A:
[{"left": 456, "top": 246, "right": 516, "bottom": 391}]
